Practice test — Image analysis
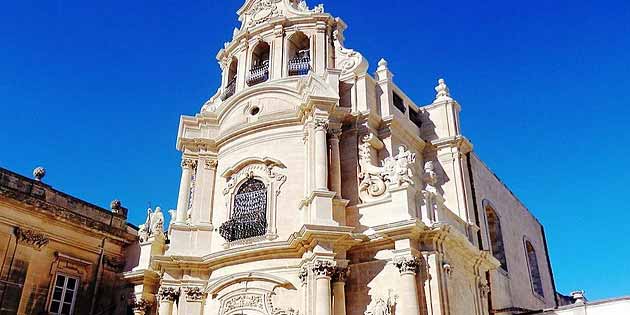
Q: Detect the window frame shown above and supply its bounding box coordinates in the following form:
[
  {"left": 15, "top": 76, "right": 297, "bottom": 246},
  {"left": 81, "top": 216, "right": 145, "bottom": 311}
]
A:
[
  {"left": 47, "top": 273, "right": 80, "bottom": 315},
  {"left": 523, "top": 238, "right": 545, "bottom": 299},
  {"left": 482, "top": 200, "right": 509, "bottom": 273}
]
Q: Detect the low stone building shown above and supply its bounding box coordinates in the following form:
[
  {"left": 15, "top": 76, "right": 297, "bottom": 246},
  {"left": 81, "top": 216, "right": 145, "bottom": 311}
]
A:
[{"left": 0, "top": 167, "right": 138, "bottom": 314}]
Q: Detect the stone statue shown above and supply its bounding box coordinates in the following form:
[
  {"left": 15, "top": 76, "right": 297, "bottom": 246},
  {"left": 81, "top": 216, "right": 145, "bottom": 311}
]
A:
[
  {"left": 382, "top": 146, "right": 416, "bottom": 187},
  {"left": 138, "top": 207, "right": 165, "bottom": 242}
]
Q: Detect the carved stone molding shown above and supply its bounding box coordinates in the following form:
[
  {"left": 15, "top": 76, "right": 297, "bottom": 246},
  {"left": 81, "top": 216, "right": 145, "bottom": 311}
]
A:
[
  {"left": 247, "top": 0, "right": 283, "bottom": 26},
  {"left": 184, "top": 286, "right": 205, "bottom": 302},
  {"left": 224, "top": 294, "right": 264, "bottom": 312},
  {"left": 311, "top": 260, "right": 335, "bottom": 279},
  {"left": 14, "top": 227, "right": 49, "bottom": 249},
  {"left": 158, "top": 286, "right": 180, "bottom": 303},
  {"left": 332, "top": 267, "right": 349, "bottom": 283},
  {"left": 393, "top": 255, "right": 420, "bottom": 274},
  {"left": 182, "top": 158, "right": 198, "bottom": 169}
]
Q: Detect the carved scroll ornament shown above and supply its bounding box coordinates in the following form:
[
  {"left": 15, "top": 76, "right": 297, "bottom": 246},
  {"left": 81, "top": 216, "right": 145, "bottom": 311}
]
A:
[
  {"left": 14, "top": 227, "right": 49, "bottom": 249},
  {"left": 358, "top": 136, "right": 417, "bottom": 202}
]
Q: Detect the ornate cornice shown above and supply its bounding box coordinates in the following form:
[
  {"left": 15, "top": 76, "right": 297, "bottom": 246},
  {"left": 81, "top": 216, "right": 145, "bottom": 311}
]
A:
[
  {"left": 14, "top": 227, "right": 49, "bottom": 249},
  {"left": 393, "top": 255, "right": 420, "bottom": 274},
  {"left": 311, "top": 260, "right": 335, "bottom": 279}
]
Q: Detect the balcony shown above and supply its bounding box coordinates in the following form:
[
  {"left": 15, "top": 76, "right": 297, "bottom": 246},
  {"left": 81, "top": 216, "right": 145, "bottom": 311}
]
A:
[
  {"left": 288, "top": 56, "right": 310, "bottom": 76},
  {"left": 219, "top": 214, "right": 267, "bottom": 242},
  {"left": 220, "top": 77, "right": 236, "bottom": 101},
  {"left": 246, "top": 61, "right": 269, "bottom": 86}
]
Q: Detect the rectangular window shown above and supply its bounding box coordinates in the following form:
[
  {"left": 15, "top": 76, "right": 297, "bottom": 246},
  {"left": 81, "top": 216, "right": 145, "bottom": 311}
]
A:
[
  {"left": 409, "top": 108, "right": 423, "bottom": 129},
  {"left": 48, "top": 274, "right": 79, "bottom": 315}
]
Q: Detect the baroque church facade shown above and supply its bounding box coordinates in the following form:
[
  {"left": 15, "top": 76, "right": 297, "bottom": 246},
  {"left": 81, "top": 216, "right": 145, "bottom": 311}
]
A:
[{"left": 123, "top": 1, "right": 619, "bottom": 315}]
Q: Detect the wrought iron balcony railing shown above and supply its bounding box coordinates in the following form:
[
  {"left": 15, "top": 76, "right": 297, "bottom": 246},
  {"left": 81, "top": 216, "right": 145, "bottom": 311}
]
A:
[
  {"left": 246, "top": 61, "right": 269, "bottom": 86},
  {"left": 219, "top": 213, "right": 267, "bottom": 242},
  {"left": 288, "top": 56, "right": 311, "bottom": 76},
  {"left": 220, "top": 77, "right": 236, "bottom": 101}
]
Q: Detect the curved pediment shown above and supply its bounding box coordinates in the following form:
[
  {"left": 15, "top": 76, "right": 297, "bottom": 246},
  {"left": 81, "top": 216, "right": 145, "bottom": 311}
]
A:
[
  {"left": 222, "top": 157, "right": 286, "bottom": 179},
  {"left": 206, "top": 271, "right": 295, "bottom": 295}
]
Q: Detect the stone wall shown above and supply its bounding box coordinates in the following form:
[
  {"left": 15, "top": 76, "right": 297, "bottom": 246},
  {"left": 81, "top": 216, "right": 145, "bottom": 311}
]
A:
[{"left": 469, "top": 154, "right": 557, "bottom": 311}]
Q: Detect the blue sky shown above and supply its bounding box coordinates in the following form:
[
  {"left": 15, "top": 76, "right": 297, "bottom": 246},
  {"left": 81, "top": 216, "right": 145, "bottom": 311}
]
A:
[{"left": 1, "top": 0, "right": 629, "bottom": 301}]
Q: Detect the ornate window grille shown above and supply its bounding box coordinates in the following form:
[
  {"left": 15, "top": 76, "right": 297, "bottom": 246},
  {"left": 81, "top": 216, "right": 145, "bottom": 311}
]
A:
[
  {"left": 219, "top": 178, "right": 268, "bottom": 242},
  {"left": 246, "top": 60, "right": 270, "bottom": 86}
]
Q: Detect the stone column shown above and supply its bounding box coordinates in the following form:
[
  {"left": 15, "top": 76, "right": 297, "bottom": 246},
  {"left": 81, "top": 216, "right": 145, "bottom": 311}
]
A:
[
  {"left": 314, "top": 119, "right": 329, "bottom": 190},
  {"left": 184, "top": 287, "right": 206, "bottom": 315},
  {"left": 176, "top": 158, "right": 196, "bottom": 224},
  {"left": 394, "top": 256, "right": 421, "bottom": 315},
  {"left": 332, "top": 267, "right": 348, "bottom": 315},
  {"left": 312, "top": 260, "right": 334, "bottom": 315},
  {"left": 157, "top": 287, "right": 179, "bottom": 315},
  {"left": 329, "top": 128, "right": 343, "bottom": 198}
]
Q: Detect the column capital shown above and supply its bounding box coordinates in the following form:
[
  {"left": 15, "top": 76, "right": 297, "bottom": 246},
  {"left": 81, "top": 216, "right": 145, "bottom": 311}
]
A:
[
  {"left": 129, "top": 297, "right": 152, "bottom": 314},
  {"left": 314, "top": 118, "right": 329, "bottom": 132},
  {"left": 332, "top": 267, "right": 349, "bottom": 283},
  {"left": 273, "top": 24, "right": 284, "bottom": 37},
  {"left": 157, "top": 286, "right": 180, "bottom": 303},
  {"left": 182, "top": 158, "right": 197, "bottom": 169},
  {"left": 394, "top": 255, "right": 420, "bottom": 275},
  {"left": 312, "top": 259, "right": 335, "bottom": 279},
  {"left": 204, "top": 159, "right": 218, "bottom": 170},
  {"left": 184, "top": 286, "right": 205, "bottom": 302},
  {"left": 329, "top": 128, "right": 342, "bottom": 139}
]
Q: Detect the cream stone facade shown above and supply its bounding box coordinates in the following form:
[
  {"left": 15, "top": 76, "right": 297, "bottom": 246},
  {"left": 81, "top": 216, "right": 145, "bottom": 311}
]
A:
[
  {"left": 124, "top": 1, "right": 627, "bottom": 315},
  {"left": 0, "top": 167, "right": 138, "bottom": 314}
]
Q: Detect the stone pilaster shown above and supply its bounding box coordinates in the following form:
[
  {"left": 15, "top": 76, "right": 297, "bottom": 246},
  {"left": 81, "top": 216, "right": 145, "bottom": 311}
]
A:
[
  {"left": 329, "top": 128, "right": 343, "bottom": 199},
  {"left": 314, "top": 118, "right": 329, "bottom": 191}
]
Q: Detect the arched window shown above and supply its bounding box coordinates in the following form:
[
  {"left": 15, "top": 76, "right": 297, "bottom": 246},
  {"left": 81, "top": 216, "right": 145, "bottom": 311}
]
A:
[
  {"left": 247, "top": 42, "right": 270, "bottom": 86},
  {"left": 219, "top": 178, "right": 268, "bottom": 242},
  {"left": 484, "top": 202, "right": 508, "bottom": 272},
  {"left": 287, "top": 32, "right": 310, "bottom": 76},
  {"left": 525, "top": 240, "right": 544, "bottom": 297},
  {"left": 221, "top": 57, "right": 238, "bottom": 100}
]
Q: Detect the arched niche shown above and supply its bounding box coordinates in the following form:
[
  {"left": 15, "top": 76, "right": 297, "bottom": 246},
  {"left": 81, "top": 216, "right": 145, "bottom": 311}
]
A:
[{"left": 287, "top": 31, "right": 310, "bottom": 76}]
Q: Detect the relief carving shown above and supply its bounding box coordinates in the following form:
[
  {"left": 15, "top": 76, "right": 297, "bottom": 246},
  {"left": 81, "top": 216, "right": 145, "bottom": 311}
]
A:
[
  {"left": 14, "top": 227, "right": 49, "bottom": 249},
  {"left": 224, "top": 294, "right": 264, "bottom": 312},
  {"left": 365, "top": 291, "right": 397, "bottom": 315},
  {"left": 248, "top": 0, "right": 283, "bottom": 26},
  {"left": 358, "top": 135, "right": 417, "bottom": 202}
]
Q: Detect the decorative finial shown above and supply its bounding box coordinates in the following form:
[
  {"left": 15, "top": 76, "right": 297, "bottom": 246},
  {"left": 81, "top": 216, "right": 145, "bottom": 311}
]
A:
[
  {"left": 434, "top": 78, "right": 452, "bottom": 102},
  {"left": 571, "top": 290, "right": 587, "bottom": 304},
  {"left": 378, "top": 58, "right": 388, "bottom": 68},
  {"left": 33, "top": 167, "right": 46, "bottom": 182},
  {"left": 110, "top": 199, "right": 122, "bottom": 212}
]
